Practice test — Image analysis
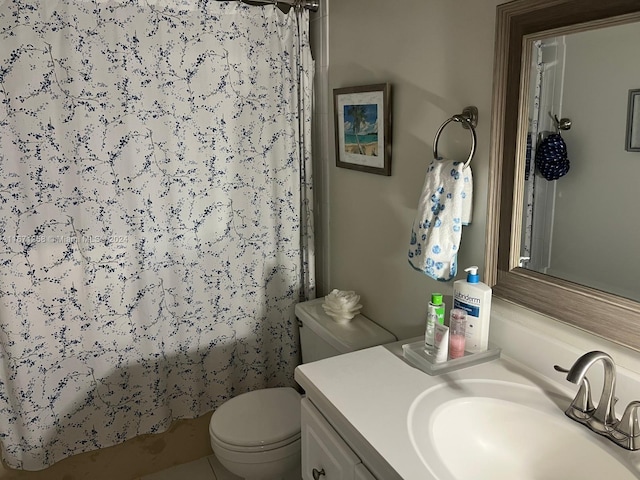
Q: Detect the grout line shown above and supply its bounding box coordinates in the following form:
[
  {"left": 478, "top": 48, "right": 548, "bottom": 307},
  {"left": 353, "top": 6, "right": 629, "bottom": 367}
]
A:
[{"left": 206, "top": 454, "right": 219, "bottom": 480}]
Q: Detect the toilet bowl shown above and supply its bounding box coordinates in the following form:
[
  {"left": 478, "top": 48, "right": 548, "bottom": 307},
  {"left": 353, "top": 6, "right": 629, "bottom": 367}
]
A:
[
  {"left": 209, "top": 387, "right": 302, "bottom": 480},
  {"left": 208, "top": 298, "right": 396, "bottom": 479}
]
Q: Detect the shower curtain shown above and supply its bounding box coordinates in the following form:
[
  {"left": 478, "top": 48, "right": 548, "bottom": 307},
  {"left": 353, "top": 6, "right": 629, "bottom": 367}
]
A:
[{"left": 0, "top": 0, "right": 314, "bottom": 470}]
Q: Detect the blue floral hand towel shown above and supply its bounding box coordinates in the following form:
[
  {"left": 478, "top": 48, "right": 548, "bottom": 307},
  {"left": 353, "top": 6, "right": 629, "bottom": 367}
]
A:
[{"left": 408, "top": 159, "right": 473, "bottom": 281}]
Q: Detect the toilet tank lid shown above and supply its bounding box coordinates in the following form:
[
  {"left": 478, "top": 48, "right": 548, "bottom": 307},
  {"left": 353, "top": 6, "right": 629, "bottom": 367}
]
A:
[{"left": 295, "top": 298, "right": 396, "bottom": 354}]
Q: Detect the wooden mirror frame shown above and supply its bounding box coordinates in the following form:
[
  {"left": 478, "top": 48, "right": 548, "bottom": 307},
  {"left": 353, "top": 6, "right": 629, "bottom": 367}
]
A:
[{"left": 485, "top": 0, "right": 640, "bottom": 351}]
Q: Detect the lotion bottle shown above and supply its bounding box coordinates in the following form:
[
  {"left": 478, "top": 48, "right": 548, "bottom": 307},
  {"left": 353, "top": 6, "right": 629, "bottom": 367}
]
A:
[
  {"left": 433, "top": 324, "right": 449, "bottom": 363},
  {"left": 453, "top": 266, "right": 492, "bottom": 353}
]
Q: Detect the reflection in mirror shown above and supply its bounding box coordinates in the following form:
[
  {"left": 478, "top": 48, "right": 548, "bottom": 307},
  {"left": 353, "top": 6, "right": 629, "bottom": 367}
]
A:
[
  {"left": 485, "top": 0, "right": 640, "bottom": 352},
  {"left": 521, "top": 23, "right": 640, "bottom": 303}
]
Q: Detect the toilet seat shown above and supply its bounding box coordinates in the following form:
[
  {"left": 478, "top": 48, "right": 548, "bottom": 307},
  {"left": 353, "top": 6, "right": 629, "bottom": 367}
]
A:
[
  {"left": 210, "top": 429, "right": 300, "bottom": 453},
  {"left": 209, "top": 387, "right": 302, "bottom": 453}
]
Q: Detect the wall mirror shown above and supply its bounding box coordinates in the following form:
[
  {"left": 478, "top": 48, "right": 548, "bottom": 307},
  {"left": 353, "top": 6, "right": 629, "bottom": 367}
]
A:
[{"left": 485, "top": 0, "right": 640, "bottom": 351}]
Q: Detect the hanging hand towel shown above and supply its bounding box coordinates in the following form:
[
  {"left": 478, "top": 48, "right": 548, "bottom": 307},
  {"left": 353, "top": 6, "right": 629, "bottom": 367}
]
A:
[{"left": 408, "top": 159, "right": 473, "bottom": 281}]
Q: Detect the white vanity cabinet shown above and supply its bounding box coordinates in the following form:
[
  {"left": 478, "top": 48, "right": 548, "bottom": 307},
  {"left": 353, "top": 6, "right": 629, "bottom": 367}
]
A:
[
  {"left": 301, "top": 398, "right": 377, "bottom": 480},
  {"left": 354, "top": 464, "right": 377, "bottom": 480}
]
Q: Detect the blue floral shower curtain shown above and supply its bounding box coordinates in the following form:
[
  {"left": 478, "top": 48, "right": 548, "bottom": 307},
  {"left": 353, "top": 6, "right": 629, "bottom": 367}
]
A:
[{"left": 0, "top": 0, "right": 314, "bottom": 470}]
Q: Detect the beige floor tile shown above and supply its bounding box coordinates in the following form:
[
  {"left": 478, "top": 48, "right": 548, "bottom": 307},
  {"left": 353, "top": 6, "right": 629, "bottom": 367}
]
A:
[
  {"left": 0, "top": 414, "right": 214, "bottom": 480},
  {"left": 206, "top": 455, "right": 242, "bottom": 480},
  {"left": 140, "top": 457, "right": 216, "bottom": 480}
]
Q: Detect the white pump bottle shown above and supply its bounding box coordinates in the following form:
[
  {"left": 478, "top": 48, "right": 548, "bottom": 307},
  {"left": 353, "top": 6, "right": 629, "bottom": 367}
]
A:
[{"left": 453, "top": 266, "right": 492, "bottom": 353}]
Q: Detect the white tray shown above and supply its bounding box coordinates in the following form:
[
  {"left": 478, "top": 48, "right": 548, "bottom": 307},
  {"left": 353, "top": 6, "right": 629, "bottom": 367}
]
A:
[{"left": 402, "top": 340, "right": 501, "bottom": 376}]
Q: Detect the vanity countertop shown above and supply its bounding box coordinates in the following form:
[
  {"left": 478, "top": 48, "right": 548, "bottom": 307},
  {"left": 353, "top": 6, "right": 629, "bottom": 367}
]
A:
[{"left": 294, "top": 340, "right": 640, "bottom": 480}]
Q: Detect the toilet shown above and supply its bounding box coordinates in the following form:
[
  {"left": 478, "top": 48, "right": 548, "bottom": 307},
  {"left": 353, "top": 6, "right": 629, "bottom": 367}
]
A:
[{"left": 208, "top": 297, "right": 396, "bottom": 480}]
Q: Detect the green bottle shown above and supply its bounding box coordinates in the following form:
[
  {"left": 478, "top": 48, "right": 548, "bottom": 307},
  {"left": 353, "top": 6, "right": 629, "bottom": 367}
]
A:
[{"left": 425, "top": 293, "right": 445, "bottom": 353}]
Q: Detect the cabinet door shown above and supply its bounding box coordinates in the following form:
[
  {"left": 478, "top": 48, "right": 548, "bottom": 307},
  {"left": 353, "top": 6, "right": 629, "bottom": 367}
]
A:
[
  {"left": 301, "top": 398, "right": 360, "bottom": 480},
  {"left": 354, "top": 464, "right": 377, "bottom": 480}
]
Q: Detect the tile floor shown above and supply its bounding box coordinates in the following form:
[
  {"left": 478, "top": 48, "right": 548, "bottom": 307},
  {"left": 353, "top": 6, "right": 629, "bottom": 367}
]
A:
[{"left": 140, "top": 454, "right": 241, "bottom": 480}]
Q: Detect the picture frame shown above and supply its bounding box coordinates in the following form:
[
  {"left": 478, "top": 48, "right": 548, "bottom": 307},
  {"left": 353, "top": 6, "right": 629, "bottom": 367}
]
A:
[
  {"left": 625, "top": 88, "right": 640, "bottom": 152},
  {"left": 333, "top": 83, "right": 392, "bottom": 175}
]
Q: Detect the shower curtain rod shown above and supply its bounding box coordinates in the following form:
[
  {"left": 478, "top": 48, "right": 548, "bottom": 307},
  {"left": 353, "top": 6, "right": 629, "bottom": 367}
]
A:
[{"left": 224, "top": 0, "right": 320, "bottom": 12}]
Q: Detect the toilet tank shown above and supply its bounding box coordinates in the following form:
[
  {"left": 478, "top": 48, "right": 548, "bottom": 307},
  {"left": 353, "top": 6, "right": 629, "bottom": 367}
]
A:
[{"left": 295, "top": 298, "right": 396, "bottom": 364}]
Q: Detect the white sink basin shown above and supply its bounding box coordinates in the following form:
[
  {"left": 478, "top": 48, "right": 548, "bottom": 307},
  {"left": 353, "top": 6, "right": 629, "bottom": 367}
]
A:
[{"left": 408, "top": 379, "right": 638, "bottom": 480}]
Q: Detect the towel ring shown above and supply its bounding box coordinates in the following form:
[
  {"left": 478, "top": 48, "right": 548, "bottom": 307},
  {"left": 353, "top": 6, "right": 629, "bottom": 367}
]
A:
[{"left": 432, "top": 106, "right": 478, "bottom": 169}]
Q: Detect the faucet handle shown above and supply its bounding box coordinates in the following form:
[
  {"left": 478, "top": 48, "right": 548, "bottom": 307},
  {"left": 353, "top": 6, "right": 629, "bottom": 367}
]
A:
[
  {"left": 617, "top": 401, "right": 640, "bottom": 438},
  {"left": 554, "top": 364, "right": 595, "bottom": 414}
]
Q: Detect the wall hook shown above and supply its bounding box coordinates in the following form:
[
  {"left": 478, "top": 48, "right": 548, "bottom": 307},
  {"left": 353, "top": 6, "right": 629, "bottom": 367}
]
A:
[
  {"left": 456, "top": 106, "right": 478, "bottom": 130},
  {"left": 548, "top": 112, "right": 572, "bottom": 132}
]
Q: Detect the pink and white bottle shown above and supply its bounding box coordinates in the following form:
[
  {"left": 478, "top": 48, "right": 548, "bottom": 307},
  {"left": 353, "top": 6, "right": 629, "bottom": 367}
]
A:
[{"left": 448, "top": 309, "right": 467, "bottom": 359}]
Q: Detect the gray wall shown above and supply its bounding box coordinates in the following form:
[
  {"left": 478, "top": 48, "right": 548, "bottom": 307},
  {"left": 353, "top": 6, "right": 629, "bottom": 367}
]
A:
[{"left": 321, "top": 0, "right": 500, "bottom": 339}]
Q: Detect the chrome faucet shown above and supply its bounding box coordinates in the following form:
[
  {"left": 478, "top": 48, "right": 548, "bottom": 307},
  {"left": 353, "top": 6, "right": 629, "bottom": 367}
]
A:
[
  {"left": 566, "top": 351, "right": 617, "bottom": 428},
  {"left": 556, "top": 350, "right": 640, "bottom": 451}
]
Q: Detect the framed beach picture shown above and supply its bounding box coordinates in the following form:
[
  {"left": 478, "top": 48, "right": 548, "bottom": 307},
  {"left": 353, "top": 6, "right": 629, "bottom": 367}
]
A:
[{"left": 333, "top": 83, "right": 392, "bottom": 175}]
